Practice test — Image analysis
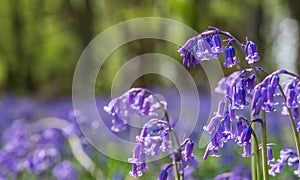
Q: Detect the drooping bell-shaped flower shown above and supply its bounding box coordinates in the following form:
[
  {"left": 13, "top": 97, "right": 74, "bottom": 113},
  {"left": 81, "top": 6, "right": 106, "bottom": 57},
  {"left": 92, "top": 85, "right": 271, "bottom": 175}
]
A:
[
  {"left": 224, "top": 45, "right": 239, "bottom": 68},
  {"left": 245, "top": 41, "right": 260, "bottom": 64},
  {"left": 267, "top": 146, "right": 275, "bottom": 165},
  {"left": 157, "top": 169, "right": 168, "bottom": 180},
  {"left": 196, "top": 37, "right": 219, "bottom": 61},
  {"left": 237, "top": 127, "right": 252, "bottom": 145},
  {"left": 241, "top": 142, "right": 254, "bottom": 157},
  {"left": 177, "top": 37, "right": 196, "bottom": 56},
  {"left": 111, "top": 110, "right": 127, "bottom": 132},
  {"left": 203, "top": 116, "right": 221, "bottom": 134},
  {"left": 129, "top": 163, "right": 142, "bottom": 178},
  {"left": 211, "top": 34, "right": 224, "bottom": 54}
]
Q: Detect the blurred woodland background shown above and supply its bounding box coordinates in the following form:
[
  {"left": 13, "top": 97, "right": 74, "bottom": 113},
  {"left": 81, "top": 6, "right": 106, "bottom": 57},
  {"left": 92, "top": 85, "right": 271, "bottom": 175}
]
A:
[{"left": 0, "top": 0, "right": 300, "bottom": 98}]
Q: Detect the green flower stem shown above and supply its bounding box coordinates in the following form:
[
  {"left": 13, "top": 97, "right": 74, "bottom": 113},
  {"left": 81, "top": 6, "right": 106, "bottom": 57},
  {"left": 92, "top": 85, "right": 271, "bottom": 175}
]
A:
[
  {"left": 240, "top": 116, "right": 261, "bottom": 180},
  {"left": 250, "top": 64, "right": 267, "bottom": 180},
  {"left": 261, "top": 111, "right": 269, "bottom": 180},
  {"left": 250, "top": 127, "right": 261, "bottom": 180},
  {"left": 149, "top": 90, "right": 182, "bottom": 180}
]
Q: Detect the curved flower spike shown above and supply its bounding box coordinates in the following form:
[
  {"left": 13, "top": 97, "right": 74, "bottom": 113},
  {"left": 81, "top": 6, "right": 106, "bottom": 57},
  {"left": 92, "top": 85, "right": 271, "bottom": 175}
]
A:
[{"left": 104, "top": 88, "right": 167, "bottom": 132}]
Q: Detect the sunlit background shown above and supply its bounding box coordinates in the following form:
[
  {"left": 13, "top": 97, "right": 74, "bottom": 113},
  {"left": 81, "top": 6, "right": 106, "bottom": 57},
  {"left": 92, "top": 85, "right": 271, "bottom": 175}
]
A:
[{"left": 0, "top": 0, "right": 299, "bottom": 97}]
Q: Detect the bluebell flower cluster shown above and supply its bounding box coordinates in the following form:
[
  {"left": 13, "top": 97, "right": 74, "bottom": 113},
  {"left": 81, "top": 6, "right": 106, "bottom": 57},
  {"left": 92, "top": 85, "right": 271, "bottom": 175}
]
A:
[
  {"left": 128, "top": 119, "right": 171, "bottom": 178},
  {"left": 216, "top": 70, "right": 256, "bottom": 110},
  {"left": 104, "top": 88, "right": 167, "bottom": 132},
  {"left": 281, "top": 78, "right": 300, "bottom": 120},
  {"left": 101, "top": 27, "right": 300, "bottom": 179},
  {"left": 252, "top": 71, "right": 300, "bottom": 124},
  {"left": 269, "top": 148, "right": 300, "bottom": 177},
  {"left": 178, "top": 28, "right": 260, "bottom": 69},
  {"left": 251, "top": 74, "right": 280, "bottom": 115},
  {"left": 178, "top": 34, "right": 223, "bottom": 68},
  {"left": 104, "top": 87, "right": 200, "bottom": 179},
  {"left": 52, "top": 160, "right": 78, "bottom": 180},
  {"left": 203, "top": 99, "right": 255, "bottom": 160},
  {"left": 158, "top": 139, "right": 199, "bottom": 180},
  {"left": 0, "top": 118, "right": 79, "bottom": 179}
]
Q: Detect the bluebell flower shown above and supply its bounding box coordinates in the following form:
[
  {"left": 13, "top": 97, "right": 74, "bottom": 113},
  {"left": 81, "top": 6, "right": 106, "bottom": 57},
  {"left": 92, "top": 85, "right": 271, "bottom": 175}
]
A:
[
  {"left": 245, "top": 41, "right": 260, "bottom": 64},
  {"left": 267, "top": 146, "right": 275, "bottom": 165},
  {"left": 241, "top": 142, "right": 254, "bottom": 157},
  {"left": 269, "top": 148, "right": 300, "bottom": 177},
  {"left": 244, "top": 72, "right": 256, "bottom": 93},
  {"left": 182, "top": 140, "right": 196, "bottom": 162},
  {"left": 26, "top": 146, "right": 60, "bottom": 174},
  {"left": 211, "top": 125, "right": 226, "bottom": 149},
  {"left": 237, "top": 127, "right": 252, "bottom": 146},
  {"left": 215, "top": 71, "right": 241, "bottom": 95},
  {"left": 128, "top": 119, "right": 170, "bottom": 178},
  {"left": 235, "top": 119, "right": 243, "bottom": 137},
  {"left": 182, "top": 51, "right": 200, "bottom": 68},
  {"left": 129, "top": 163, "right": 142, "bottom": 178},
  {"left": 181, "top": 139, "right": 199, "bottom": 172},
  {"left": 221, "top": 112, "right": 232, "bottom": 136},
  {"left": 203, "top": 116, "right": 221, "bottom": 134},
  {"left": 168, "top": 139, "right": 199, "bottom": 178},
  {"left": 178, "top": 36, "right": 220, "bottom": 68},
  {"left": 110, "top": 109, "right": 127, "bottom": 132},
  {"left": 252, "top": 75, "right": 282, "bottom": 115},
  {"left": 203, "top": 97, "right": 255, "bottom": 160},
  {"left": 158, "top": 169, "right": 168, "bottom": 180},
  {"left": 270, "top": 75, "right": 280, "bottom": 88},
  {"left": 203, "top": 142, "right": 221, "bottom": 160},
  {"left": 104, "top": 88, "right": 167, "bottom": 132},
  {"left": 52, "top": 160, "right": 78, "bottom": 180},
  {"left": 0, "top": 150, "right": 21, "bottom": 179},
  {"left": 224, "top": 45, "right": 239, "bottom": 68},
  {"left": 232, "top": 86, "right": 248, "bottom": 109},
  {"left": 205, "top": 36, "right": 213, "bottom": 47},
  {"left": 281, "top": 78, "right": 300, "bottom": 120},
  {"left": 294, "top": 164, "right": 300, "bottom": 177},
  {"left": 215, "top": 70, "right": 256, "bottom": 110},
  {"left": 178, "top": 37, "right": 196, "bottom": 57},
  {"left": 144, "top": 120, "right": 171, "bottom": 155},
  {"left": 196, "top": 37, "right": 219, "bottom": 61},
  {"left": 211, "top": 34, "right": 224, "bottom": 54},
  {"left": 216, "top": 100, "right": 226, "bottom": 116},
  {"left": 285, "top": 80, "right": 297, "bottom": 108}
]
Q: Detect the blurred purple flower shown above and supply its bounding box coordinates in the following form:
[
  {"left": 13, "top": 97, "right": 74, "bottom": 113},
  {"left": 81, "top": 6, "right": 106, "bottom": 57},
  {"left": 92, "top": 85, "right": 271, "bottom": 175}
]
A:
[
  {"left": 104, "top": 88, "right": 167, "bottom": 132},
  {"left": 26, "top": 146, "right": 60, "bottom": 174},
  {"left": 52, "top": 160, "right": 78, "bottom": 180}
]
